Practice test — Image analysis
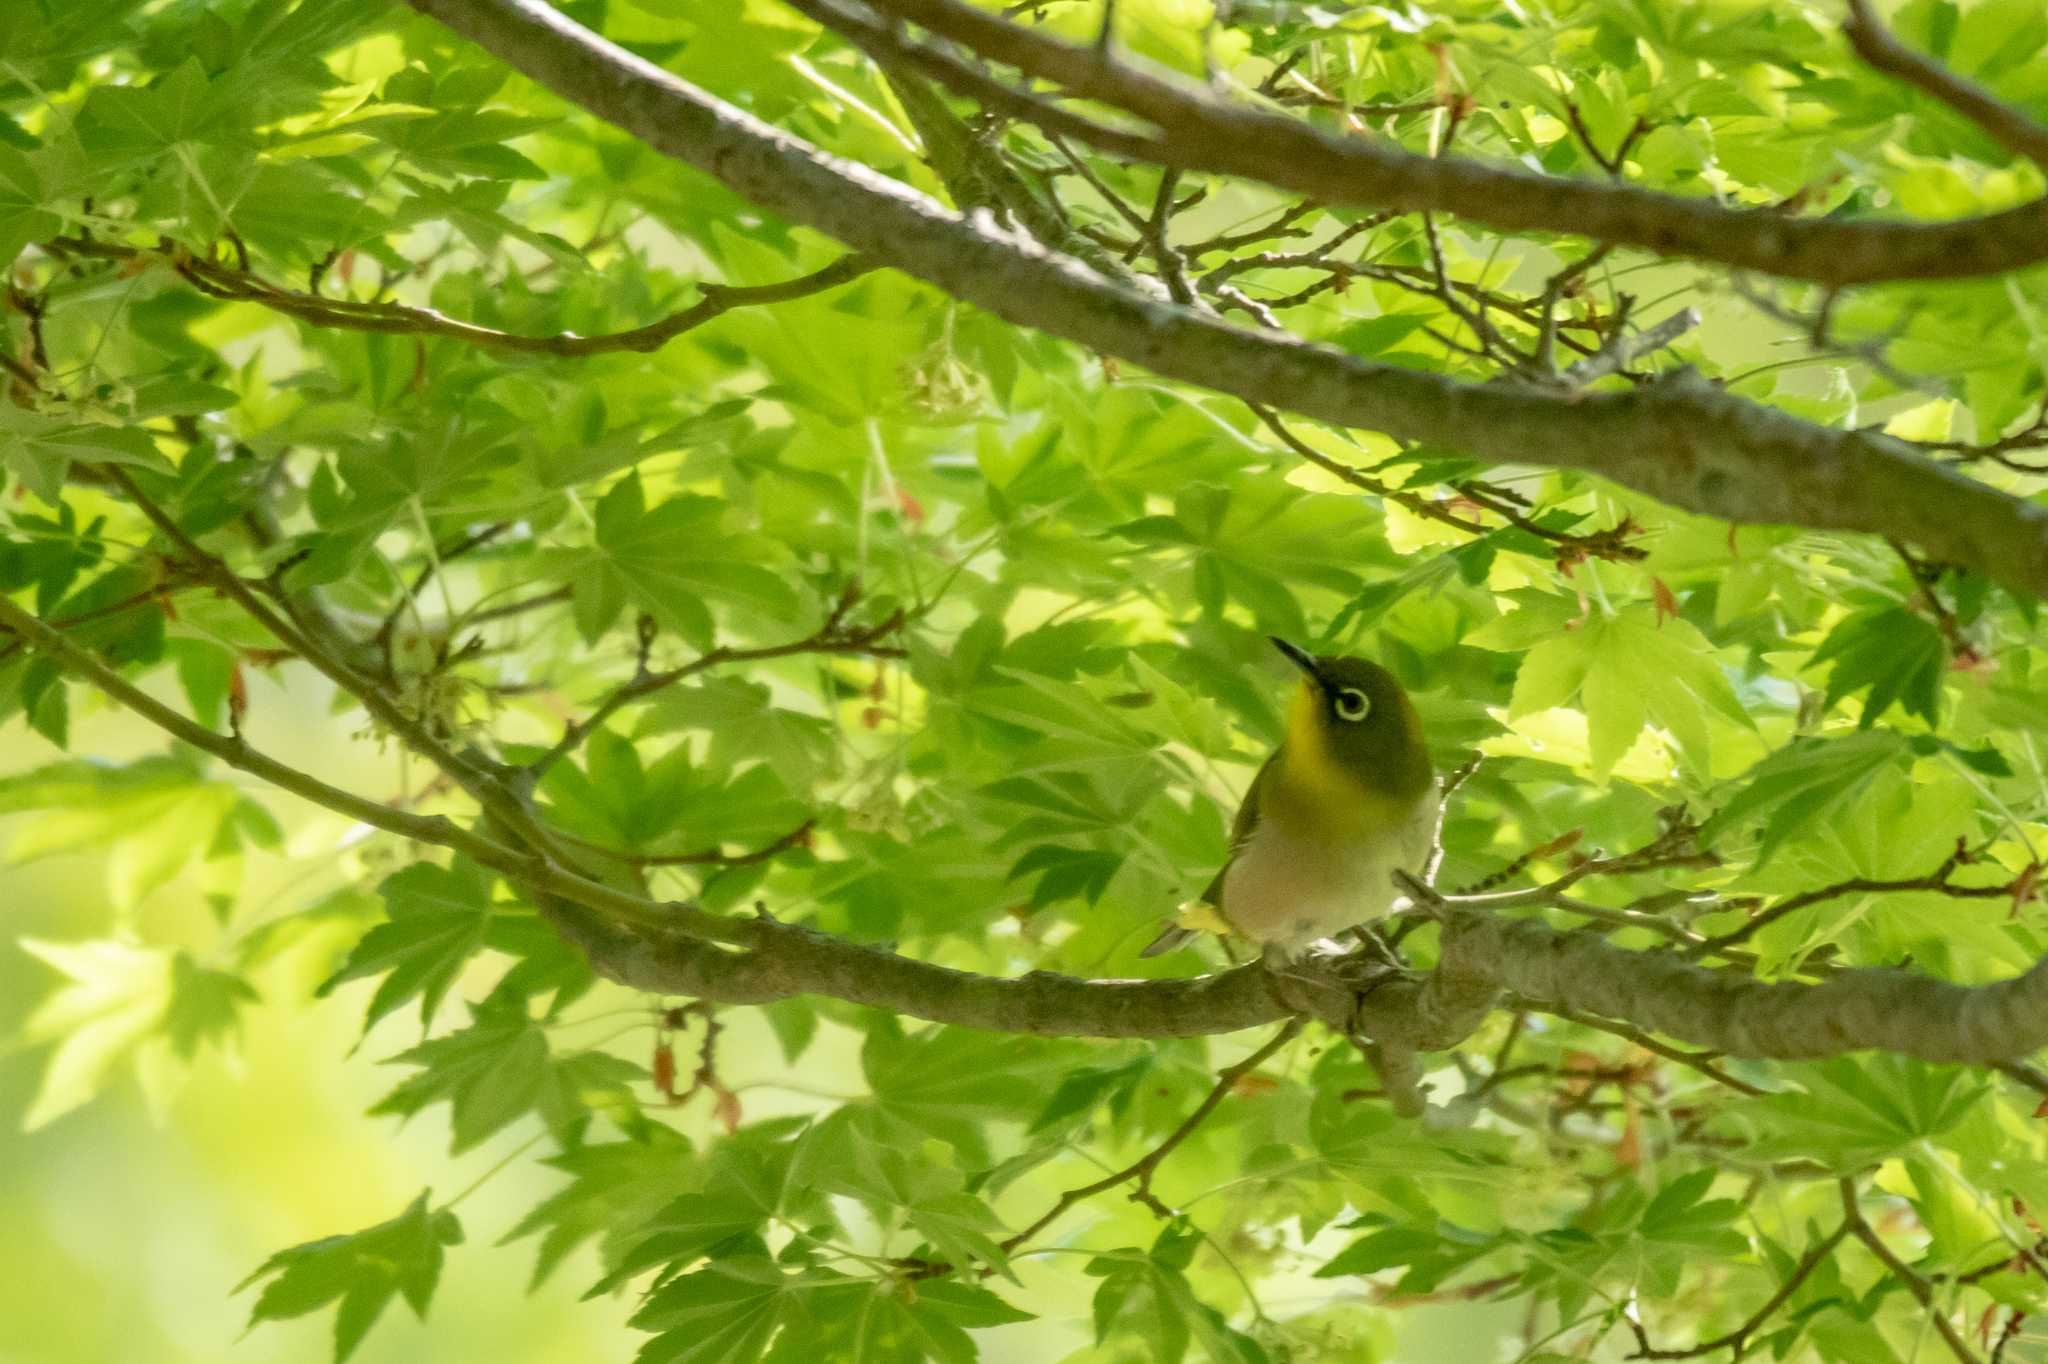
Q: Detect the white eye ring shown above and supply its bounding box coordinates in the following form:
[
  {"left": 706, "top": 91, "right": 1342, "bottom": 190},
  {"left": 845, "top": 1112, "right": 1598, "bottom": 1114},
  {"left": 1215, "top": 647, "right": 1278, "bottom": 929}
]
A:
[{"left": 1333, "top": 688, "right": 1371, "bottom": 722}]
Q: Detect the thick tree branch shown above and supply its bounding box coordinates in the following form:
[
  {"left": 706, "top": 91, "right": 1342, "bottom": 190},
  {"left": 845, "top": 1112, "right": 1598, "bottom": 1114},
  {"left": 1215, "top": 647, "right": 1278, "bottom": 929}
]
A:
[
  {"left": 23, "top": 571, "right": 2048, "bottom": 1068},
  {"left": 850, "top": 0, "right": 2048, "bottom": 286},
  {"left": 0, "top": 579, "right": 1482, "bottom": 1041},
  {"left": 399, "top": 0, "right": 2048, "bottom": 604},
  {"left": 542, "top": 901, "right": 1309, "bottom": 1036},
  {"left": 1446, "top": 912, "right": 2048, "bottom": 1065}
]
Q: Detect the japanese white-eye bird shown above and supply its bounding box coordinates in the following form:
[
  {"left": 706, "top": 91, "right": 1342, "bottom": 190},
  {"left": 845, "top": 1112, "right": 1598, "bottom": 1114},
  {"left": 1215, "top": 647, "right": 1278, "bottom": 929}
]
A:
[{"left": 1141, "top": 637, "right": 1436, "bottom": 958}]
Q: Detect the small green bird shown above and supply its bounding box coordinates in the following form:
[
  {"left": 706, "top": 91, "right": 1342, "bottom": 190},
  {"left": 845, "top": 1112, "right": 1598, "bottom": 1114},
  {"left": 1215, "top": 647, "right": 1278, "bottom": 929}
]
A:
[{"left": 1142, "top": 638, "right": 1437, "bottom": 958}]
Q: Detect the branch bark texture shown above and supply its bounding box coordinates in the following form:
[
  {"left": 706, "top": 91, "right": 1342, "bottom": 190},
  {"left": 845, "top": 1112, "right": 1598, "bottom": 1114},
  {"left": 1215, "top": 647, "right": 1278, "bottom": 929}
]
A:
[
  {"left": 403, "top": 0, "right": 2048, "bottom": 602},
  {"left": 1446, "top": 912, "right": 2048, "bottom": 1065}
]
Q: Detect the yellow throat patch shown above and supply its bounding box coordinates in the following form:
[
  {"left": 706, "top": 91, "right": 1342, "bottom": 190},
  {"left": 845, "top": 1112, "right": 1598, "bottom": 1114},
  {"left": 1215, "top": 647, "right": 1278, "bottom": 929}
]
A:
[{"left": 1272, "top": 678, "right": 1412, "bottom": 832}]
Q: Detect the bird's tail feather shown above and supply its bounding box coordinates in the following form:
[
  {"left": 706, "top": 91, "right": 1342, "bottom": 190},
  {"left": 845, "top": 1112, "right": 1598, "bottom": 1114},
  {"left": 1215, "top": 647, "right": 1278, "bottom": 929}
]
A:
[{"left": 1138, "top": 924, "right": 1198, "bottom": 958}]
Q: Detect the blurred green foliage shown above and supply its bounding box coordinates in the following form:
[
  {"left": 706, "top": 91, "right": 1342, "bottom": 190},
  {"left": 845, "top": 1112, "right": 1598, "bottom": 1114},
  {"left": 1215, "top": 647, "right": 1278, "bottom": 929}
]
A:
[{"left": 4, "top": 0, "right": 2048, "bottom": 1361}]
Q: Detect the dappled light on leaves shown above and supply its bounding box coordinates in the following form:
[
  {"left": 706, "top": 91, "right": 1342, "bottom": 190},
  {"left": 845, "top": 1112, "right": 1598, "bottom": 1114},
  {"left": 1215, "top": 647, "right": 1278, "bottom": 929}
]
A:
[{"left": 6, "top": 0, "right": 2048, "bottom": 1362}]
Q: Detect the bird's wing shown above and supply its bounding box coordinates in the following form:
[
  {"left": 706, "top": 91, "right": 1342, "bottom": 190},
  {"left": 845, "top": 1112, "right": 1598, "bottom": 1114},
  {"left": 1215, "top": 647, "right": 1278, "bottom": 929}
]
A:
[
  {"left": 1197, "top": 753, "right": 1275, "bottom": 908},
  {"left": 1140, "top": 757, "right": 1278, "bottom": 957}
]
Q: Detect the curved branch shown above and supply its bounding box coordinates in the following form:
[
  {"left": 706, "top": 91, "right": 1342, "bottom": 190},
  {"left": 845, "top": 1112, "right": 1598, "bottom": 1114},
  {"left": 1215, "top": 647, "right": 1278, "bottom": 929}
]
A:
[
  {"left": 1843, "top": 0, "right": 2048, "bottom": 168},
  {"left": 24, "top": 572, "right": 2048, "bottom": 1066},
  {"left": 852, "top": 0, "right": 2048, "bottom": 286},
  {"left": 46, "top": 236, "right": 871, "bottom": 357},
  {"left": 0, "top": 580, "right": 1493, "bottom": 1043},
  {"left": 399, "top": 0, "right": 2048, "bottom": 603},
  {"left": 539, "top": 894, "right": 1499, "bottom": 1045}
]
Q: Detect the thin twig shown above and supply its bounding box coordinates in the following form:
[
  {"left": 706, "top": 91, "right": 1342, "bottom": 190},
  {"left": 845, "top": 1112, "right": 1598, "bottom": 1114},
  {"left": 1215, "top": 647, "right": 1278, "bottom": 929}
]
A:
[
  {"left": 1840, "top": 1177, "right": 1984, "bottom": 1364},
  {"left": 1994, "top": 1060, "right": 2048, "bottom": 1102},
  {"left": 465, "top": 584, "right": 574, "bottom": 626},
  {"left": 1842, "top": 0, "right": 2048, "bottom": 167},
  {"left": 1538, "top": 1003, "right": 1768, "bottom": 1098},
  {"left": 1422, "top": 752, "right": 1483, "bottom": 888},
  {"left": 1693, "top": 840, "right": 2033, "bottom": 957},
  {"left": 373, "top": 521, "right": 513, "bottom": 666},
  {"left": 1919, "top": 398, "right": 2048, "bottom": 472},
  {"left": 1530, "top": 244, "right": 1613, "bottom": 375},
  {"left": 1561, "top": 103, "right": 1650, "bottom": 177},
  {"left": 553, "top": 820, "right": 816, "bottom": 869},
  {"left": 999, "top": 1017, "right": 1304, "bottom": 1254},
  {"left": 527, "top": 583, "right": 905, "bottom": 777},
  {"left": 1561, "top": 307, "right": 1702, "bottom": 386},
  {"left": 1628, "top": 1220, "right": 1850, "bottom": 1359},
  {"left": 49, "top": 235, "right": 869, "bottom": 357}
]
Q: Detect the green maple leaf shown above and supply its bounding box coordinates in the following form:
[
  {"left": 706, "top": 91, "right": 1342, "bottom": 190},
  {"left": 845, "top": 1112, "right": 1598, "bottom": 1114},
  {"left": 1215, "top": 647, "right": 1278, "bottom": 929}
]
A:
[
  {"left": 1700, "top": 730, "right": 1912, "bottom": 865},
  {"left": 1733, "top": 1055, "right": 1987, "bottom": 1173},
  {"left": 1810, "top": 606, "right": 1947, "bottom": 728},
  {"left": 318, "top": 858, "right": 503, "bottom": 1029},
  {"left": 370, "top": 994, "right": 642, "bottom": 1153},
  {"left": 16, "top": 936, "right": 173, "bottom": 1131},
  {"left": 1503, "top": 602, "right": 1753, "bottom": 778},
  {"left": 636, "top": 676, "right": 840, "bottom": 795},
  {"left": 162, "top": 951, "right": 259, "bottom": 1059},
  {"left": 793, "top": 1109, "right": 1012, "bottom": 1277},
  {"left": 631, "top": 1258, "right": 860, "bottom": 1364},
  {"left": 568, "top": 472, "right": 797, "bottom": 646},
  {"left": 1086, "top": 1222, "right": 1265, "bottom": 1364},
  {"left": 0, "top": 408, "right": 172, "bottom": 505},
  {"left": 500, "top": 1128, "right": 701, "bottom": 1289},
  {"left": 593, "top": 1119, "right": 824, "bottom": 1296},
  {"left": 1695, "top": 729, "right": 1916, "bottom": 864},
  {"left": 76, "top": 57, "right": 234, "bottom": 157},
  {"left": 0, "top": 145, "right": 60, "bottom": 263},
  {"left": 237, "top": 1192, "right": 463, "bottom": 1364},
  {"left": 860, "top": 1022, "right": 1089, "bottom": 1167},
  {"left": 762, "top": 1279, "right": 1035, "bottom": 1364}
]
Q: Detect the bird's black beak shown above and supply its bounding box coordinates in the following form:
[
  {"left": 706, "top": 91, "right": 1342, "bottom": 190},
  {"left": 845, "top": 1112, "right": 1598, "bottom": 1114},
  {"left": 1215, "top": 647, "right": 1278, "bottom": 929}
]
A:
[{"left": 1268, "top": 637, "right": 1322, "bottom": 684}]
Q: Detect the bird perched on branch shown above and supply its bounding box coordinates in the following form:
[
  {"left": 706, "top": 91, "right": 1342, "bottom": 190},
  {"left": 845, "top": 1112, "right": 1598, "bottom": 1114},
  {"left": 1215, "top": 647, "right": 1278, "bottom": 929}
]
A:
[{"left": 1142, "top": 638, "right": 1436, "bottom": 959}]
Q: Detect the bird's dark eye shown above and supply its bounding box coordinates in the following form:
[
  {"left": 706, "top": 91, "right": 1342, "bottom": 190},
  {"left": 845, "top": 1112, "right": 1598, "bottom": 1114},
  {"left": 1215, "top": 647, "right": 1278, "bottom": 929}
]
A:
[{"left": 1333, "top": 687, "right": 1371, "bottom": 722}]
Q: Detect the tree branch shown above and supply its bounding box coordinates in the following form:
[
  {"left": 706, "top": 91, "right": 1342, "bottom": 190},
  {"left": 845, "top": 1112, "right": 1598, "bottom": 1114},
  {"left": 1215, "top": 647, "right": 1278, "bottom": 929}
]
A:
[
  {"left": 50, "top": 236, "right": 870, "bottom": 357},
  {"left": 1561, "top": 307, "right": 1701, "bottom": 387},
  {"left": 398, "top": 0, "right": 2048, "bottom": 604},
  {"left": 1842, "top": 0, "right": 2048, "bottom": 168},
  {"left": 554, "top": 819, "right": 817, "bottom": 869},
  {"left": 25, "top": 568, "right": 2048, "bottom": 1072},
  {"left": 103, "top": 467, "right": 541, "bottom": 844},
  {"left": 1840, "top": 1178, "right": 1983, "bottom": 1364},
  {"left": 526, "top": 584, "right": 905, "bottom": 777},
  {"left": 851, "top": 0, "right": 2048, "bottom": 286},
  {"left": 1445, "top": 911, "right": 2048, "bottom": 1065},
  {"left": 1691, "top": 842, "right": 2030, "bottom": 957},
  {"left": 999, "top": 1018, "right": 1305, "bottom": 1253},
  {"left": 1628, "top": 1221, "right": 1851, "bottom": 1359}
]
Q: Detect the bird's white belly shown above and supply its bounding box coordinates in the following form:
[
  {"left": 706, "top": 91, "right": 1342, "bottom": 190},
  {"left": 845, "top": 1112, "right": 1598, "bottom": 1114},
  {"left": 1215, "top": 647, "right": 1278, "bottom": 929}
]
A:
[{"left": 1221, "top": 805, "right": 1427, "bottom": 948}]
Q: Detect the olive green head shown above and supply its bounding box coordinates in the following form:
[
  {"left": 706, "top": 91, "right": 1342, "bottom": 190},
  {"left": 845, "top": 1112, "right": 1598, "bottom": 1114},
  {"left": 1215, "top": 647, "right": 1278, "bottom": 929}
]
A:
[{"left": 1269, "top": 637, "right": 1433, "bottom": 803}]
